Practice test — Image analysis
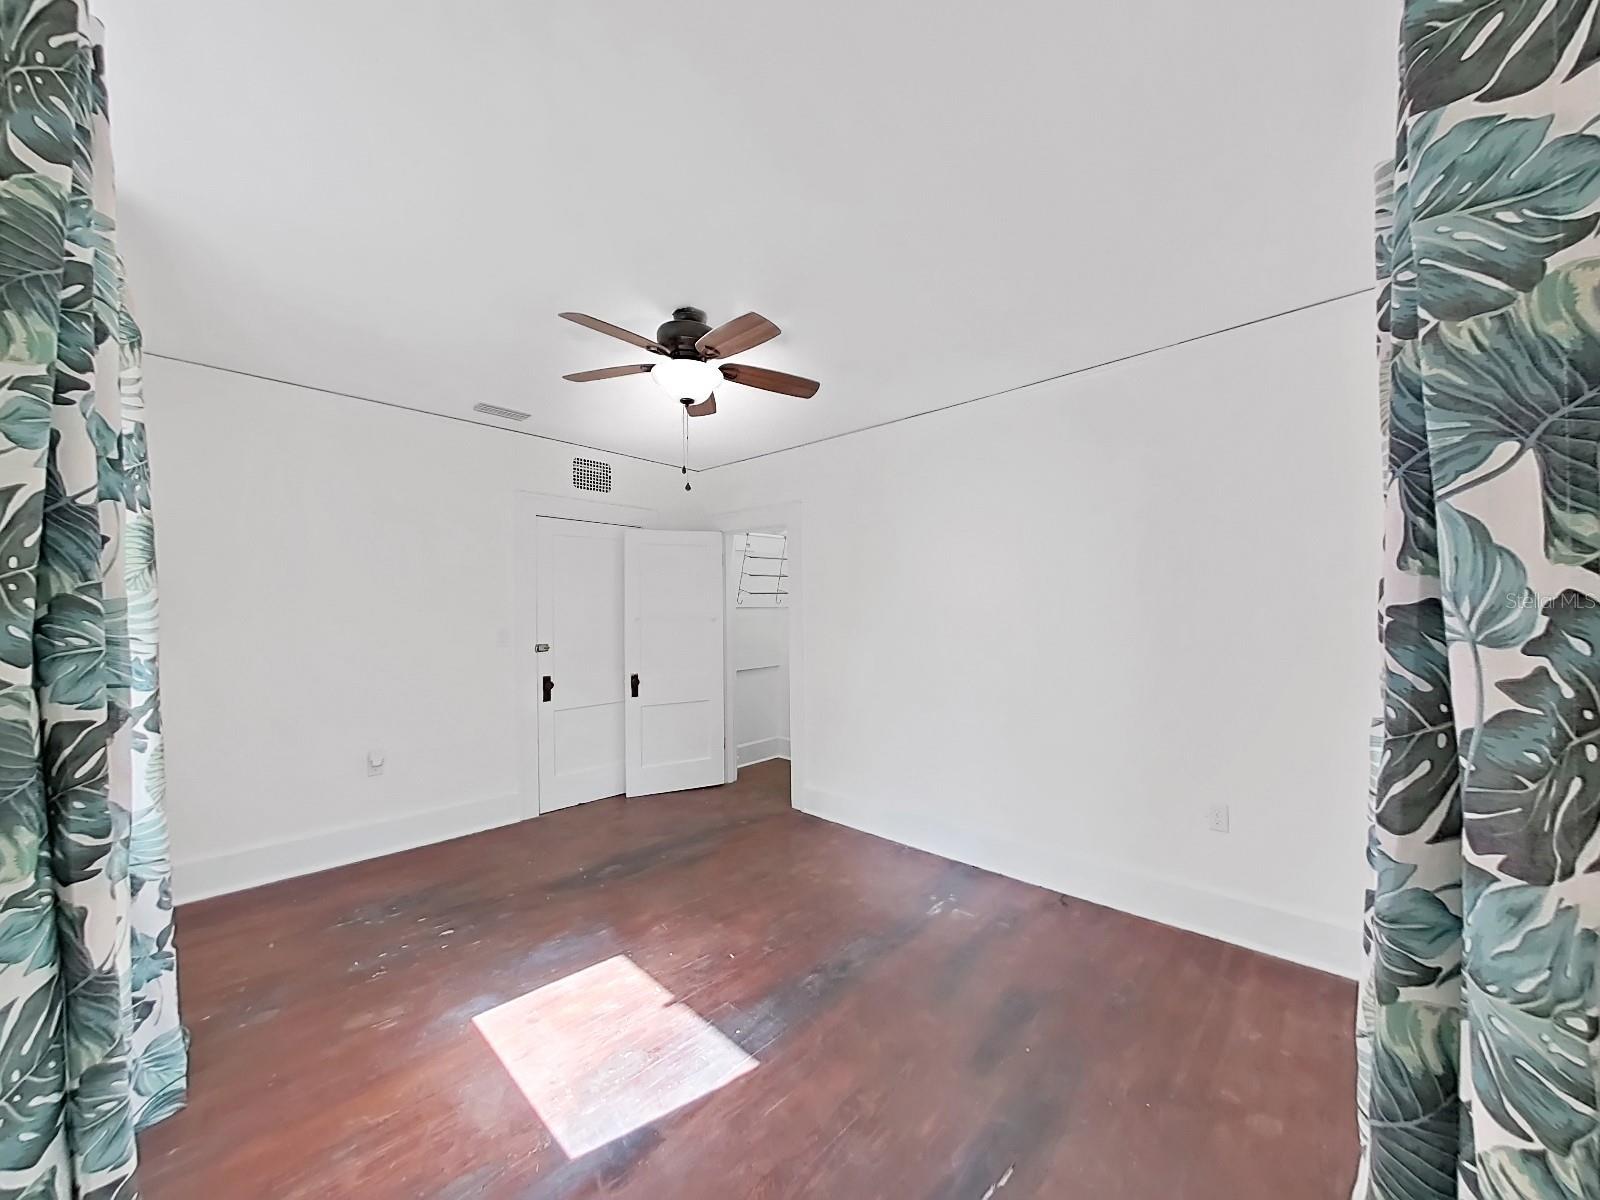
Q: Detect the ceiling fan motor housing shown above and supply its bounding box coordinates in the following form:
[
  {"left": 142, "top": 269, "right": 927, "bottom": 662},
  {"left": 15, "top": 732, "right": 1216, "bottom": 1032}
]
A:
[{"left": 657, "top": 306, "right": 712, "bottom": 359}]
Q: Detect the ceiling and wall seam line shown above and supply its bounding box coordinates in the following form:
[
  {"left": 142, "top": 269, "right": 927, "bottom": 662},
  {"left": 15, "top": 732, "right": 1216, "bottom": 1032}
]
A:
[
  {"left": 138, "top": 352, "right": 690, "bottom": 472},
  {"left": 143, "top": 284, "right": 1371, "bottom": 474},
  {"left": 703, "top": 286, "right": 1375, "bottom": 470}
]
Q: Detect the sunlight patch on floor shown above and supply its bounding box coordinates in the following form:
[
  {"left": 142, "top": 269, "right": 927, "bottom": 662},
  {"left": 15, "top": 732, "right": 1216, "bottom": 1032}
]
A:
[{"left": 473, "top": 954, "right": 757, "bottom": 1158}]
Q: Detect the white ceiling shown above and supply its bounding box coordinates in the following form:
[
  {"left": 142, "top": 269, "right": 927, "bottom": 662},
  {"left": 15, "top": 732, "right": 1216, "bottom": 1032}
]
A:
[{"left": 97, "top": 1, "right": 1393, "bottom": 469}]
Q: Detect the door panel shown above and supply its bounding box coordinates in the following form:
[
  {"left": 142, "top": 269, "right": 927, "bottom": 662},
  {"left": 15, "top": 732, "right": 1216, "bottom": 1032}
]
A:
[
  {"left": 640, "top": 700, "right": 715, "bottom": 764},
  {"left": 625, "top": 530, "right": 725, "bottom": 797},
  {"left": 537, "top": 518, "right": 625, "bottom": 811}
]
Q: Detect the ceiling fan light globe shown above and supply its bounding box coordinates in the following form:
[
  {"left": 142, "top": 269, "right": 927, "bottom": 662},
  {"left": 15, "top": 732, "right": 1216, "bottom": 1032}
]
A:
[{"left": 650, "top": 358, "right": 721, "bottom": 402}]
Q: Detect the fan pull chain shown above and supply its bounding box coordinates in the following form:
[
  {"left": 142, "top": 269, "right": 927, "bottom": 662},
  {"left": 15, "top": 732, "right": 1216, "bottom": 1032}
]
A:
[{"left": 681, "top": 405, "right": 692, "bottom": 491}]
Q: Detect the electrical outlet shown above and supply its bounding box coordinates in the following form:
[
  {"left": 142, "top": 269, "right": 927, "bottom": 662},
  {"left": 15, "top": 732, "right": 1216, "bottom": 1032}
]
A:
[
  {"left": 1205, "top": 803, "right": 1230, "bottom": 834},
  {"left": 366, "top": 749, "right": 385, "bottom": 777}
]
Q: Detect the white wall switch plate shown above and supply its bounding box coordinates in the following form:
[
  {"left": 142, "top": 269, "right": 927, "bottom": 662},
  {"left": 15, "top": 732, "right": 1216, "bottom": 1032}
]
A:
[{"left": 366, "top": 749, "right": 385, "bottom": 777}]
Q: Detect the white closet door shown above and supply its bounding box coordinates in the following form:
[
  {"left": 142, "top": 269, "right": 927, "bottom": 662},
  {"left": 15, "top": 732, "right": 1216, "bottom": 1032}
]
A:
[
  {"left": 624, "top": 530, "right": 726, "bottom": 797},
  {"left": 536, "top": 518, "right": 626, "bottom": 811}
]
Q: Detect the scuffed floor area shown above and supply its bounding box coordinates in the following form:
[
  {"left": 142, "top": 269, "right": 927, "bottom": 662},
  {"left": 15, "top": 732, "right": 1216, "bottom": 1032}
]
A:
[{"left": 138, "top": 761, "right": 1356, "bottom": 1198}]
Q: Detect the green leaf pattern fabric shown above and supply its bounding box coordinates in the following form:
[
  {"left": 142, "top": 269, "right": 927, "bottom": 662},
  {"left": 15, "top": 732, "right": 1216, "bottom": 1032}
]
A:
[
  {"left": 0, "top": 2, "right": 186, "bottom": 1195},
  {"left": 1359, "top": 5, "right": 1600, "bottom": 1197}
]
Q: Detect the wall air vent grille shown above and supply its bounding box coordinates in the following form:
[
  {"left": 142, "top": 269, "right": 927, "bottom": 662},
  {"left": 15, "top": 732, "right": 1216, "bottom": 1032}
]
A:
[
  {"left": 573, "top": 457, "right": 612, "bottom": 493},
  {"left": 472, "top": 403, "right": 530, "bottom": 421}
]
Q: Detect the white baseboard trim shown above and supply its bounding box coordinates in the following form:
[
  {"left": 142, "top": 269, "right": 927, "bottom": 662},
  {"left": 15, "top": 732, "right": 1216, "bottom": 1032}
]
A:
[
  {"left": 797, "top": 785, "right": 1362, "bottom": 980},
  {"left": 173, "top": 791, "right": 526, "bottom": 905},
  {"left": 737, "top": 736, "right": 791, "bottom": 767}
]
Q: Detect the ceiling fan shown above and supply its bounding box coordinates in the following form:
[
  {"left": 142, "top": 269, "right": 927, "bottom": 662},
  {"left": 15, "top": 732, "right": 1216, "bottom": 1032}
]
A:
[{"left": 559, "top": 306, "right": 821, "bottom": 420}]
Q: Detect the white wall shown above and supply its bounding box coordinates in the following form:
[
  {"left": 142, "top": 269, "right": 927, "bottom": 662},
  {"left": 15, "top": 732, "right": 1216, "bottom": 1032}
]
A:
[
  {"left": 693, "top": 295, "right": 1380, "bottom": 977},
  {"left": 145, "top": 356, "right": 689, "bottom": 901},
  {"left": 151, "top": 293, "right": 1380, "bottom": 977},
  {"left": 732, "top": 603, "right": 790, "bottom": 766}
]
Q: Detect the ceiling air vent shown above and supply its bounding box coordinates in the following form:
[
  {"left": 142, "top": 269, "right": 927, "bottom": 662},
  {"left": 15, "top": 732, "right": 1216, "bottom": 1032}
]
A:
[
  {"left": 471, "top": 403, "right": 530, "bottom": 421},
  {"left": 573, "top": 457, "right": 612, "bottom": 493}
]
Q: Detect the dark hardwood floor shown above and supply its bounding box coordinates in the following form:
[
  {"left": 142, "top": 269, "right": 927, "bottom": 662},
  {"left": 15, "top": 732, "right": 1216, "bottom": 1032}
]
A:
[{"left": 137, "top": 761, "right": 1358, "bottom": 1198}]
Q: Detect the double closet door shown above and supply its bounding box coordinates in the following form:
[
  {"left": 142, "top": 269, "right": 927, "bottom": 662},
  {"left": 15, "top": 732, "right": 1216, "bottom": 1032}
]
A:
[{"left": 535, "top": 518, "right": 725, "bottom": 811}]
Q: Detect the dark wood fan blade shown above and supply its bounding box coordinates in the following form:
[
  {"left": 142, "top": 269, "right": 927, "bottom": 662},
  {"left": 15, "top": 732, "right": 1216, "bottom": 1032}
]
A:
[
  {"left": 718, "top": 363, "right": 820, "bottom": 398},
  {"left": 559, "top": 312, "right": 666, "bottom": 355},
  {"left": 686, "top": 396, "right": 717, "bottom": 417},
  {"left": 696, "top": 312, "right": 779, "bottom": 359},
  {"left": 562, "top": 364, "right": 654, "bottom": 382}
]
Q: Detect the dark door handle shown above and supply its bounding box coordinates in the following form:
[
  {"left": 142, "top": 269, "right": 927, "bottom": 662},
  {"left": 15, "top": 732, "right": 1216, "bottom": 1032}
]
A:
[
  {"left": 542, "top": 675, "right": 554, "bottom": 703},
  {"left": 630, "top": 673, "right": 640, "bottom": 698}
]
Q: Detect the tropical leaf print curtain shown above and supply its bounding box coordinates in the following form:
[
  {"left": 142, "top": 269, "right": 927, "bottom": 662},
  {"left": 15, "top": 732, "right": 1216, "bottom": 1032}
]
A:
[
  {"left": 1358, "top": 3, "right": 1600, "bottom": 1198},
  {"left": 0, "top": 0, "right": 186, "bottom": 1195}
]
